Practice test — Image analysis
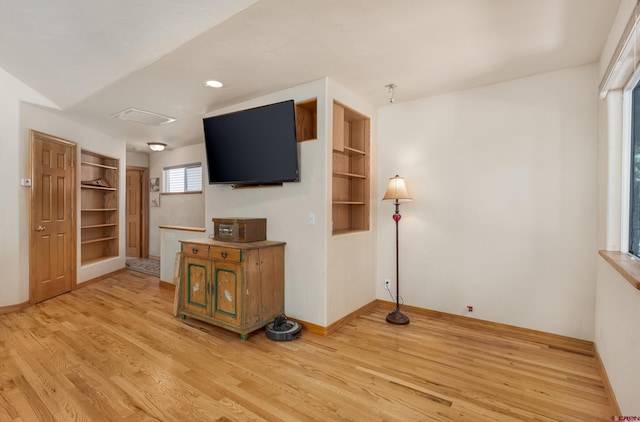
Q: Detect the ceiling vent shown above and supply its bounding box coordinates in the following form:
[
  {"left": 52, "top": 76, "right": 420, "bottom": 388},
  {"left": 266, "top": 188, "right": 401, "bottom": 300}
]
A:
[{"left": 111, "top": 108, "right": 176, "bottom": 126}]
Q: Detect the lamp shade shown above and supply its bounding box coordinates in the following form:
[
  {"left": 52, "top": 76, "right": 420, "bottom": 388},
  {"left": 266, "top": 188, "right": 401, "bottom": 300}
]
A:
[
  {"left": 383, "top": 175, "right": 412, "bottom": 201},
  {"left": 147, "top": 142, "right": 166, "bottom": 152}
]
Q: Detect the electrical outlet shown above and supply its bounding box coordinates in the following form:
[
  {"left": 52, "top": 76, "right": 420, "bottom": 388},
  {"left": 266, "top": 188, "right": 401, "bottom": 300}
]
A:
[
  {"left": 384, "top": 279, "right": 391, "bottom": 289},
  {"left": 467, "top": 305, "right": 473, "bottom": 313}
]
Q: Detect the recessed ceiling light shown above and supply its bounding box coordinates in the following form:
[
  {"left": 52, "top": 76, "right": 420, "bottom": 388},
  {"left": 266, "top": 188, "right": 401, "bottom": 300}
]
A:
[{"left": 205, "top": 80, "right": 223, "bottom": 88}]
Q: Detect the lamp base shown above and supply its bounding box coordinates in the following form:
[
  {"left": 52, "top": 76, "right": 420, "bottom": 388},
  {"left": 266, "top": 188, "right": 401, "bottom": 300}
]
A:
[{"left": 386, "top": 308, "right": 410, "bottom": 325}]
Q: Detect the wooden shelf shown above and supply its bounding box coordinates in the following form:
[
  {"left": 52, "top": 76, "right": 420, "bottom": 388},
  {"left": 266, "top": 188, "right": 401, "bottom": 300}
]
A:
[
  {"left": 81, "top": 223, "right": 117, "bottom": 229},
  {"left": 81, "top": 208, "right": 118, "bottom": 212},
  {"left": 80, "top": 161, "right": 117, "bottom": 170},
  {"left": 295, "top": 98, "right": 317, "bottom": 142},
  {"left": 81, "top": 236, "right": 117, "bottom": 245},
  {"left": 332, "top": 101, "right": 370, "bottom": 235},
  {"left": 80, "top": 150, "right": 119, "bottom": 265},
  {"left": 80, "top": 184, "right": 117, "bottom": 191},
  {"left": 341, "top": 146, "right": 366, "bottom": 155},
  {"left": 80, "top": 256, "right": 118, "bottom": 266},
  {"left": 332, "top": 228, "right": 369, "bottom": 236},
  {"left": 333, "top": 171, "right": 366, "bottom": 179}
]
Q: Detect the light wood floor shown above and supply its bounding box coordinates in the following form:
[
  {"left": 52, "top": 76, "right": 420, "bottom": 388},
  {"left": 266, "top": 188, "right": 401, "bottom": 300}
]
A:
[{"left": 0, "top": 270, "right": 613, "bottom": 421}]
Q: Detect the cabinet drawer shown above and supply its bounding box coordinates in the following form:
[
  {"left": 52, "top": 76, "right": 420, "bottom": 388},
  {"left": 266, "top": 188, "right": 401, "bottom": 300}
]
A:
[
  {"left": 182, "top": 243, "right": 209, "bottom": 258},
  {"left": 210, "top": 247, "right": 241, "bottom": 262}
]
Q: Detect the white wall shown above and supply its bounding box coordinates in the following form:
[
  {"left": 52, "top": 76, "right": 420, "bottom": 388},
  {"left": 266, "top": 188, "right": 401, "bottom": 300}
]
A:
[
  {"left": 0, "top": 67, "right": 58, "bottom": 306},
  {"left": 377, "top": 64, "right": 598, "bottom": 340},
  {"left": 159, "top": 227, "right": 206, "bottom": 283},
  {"left": 21, "top": 103, "right": 127, "bottom": 283},
  {"left": 596, "top": 2, "right": 640, "bottom": 414},
  {"left": 203, "top": 79, "right": 329, "bottom": 326},
  {"left": 148, "top": 143, "right": 206, "bottom": 256},
  {"left": 595, "top": 258, "right": 640, "bottom": 414},
  {"left": 126, "top": 151, "right": 149, "bottom": 168}
]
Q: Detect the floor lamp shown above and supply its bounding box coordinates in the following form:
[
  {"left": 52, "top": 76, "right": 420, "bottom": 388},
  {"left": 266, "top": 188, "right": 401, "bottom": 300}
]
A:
[{"left": 383, "top": 175, "right": 412, "bottom": 325}]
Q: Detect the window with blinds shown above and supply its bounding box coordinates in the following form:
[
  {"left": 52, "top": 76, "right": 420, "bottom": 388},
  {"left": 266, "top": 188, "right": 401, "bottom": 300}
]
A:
[{"left": 163, "top": 163, "right": 202, "bottom": 193}]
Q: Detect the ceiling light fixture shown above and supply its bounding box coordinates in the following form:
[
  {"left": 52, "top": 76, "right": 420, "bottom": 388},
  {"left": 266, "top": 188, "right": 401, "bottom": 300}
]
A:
[
  {"left": 385, "top": 83, "right": 397, "bottom": 103},
  {"left": 147, "top": 142, "right": 167, "bottom": 152},
  {"left": 205, "top": 80, "right": 223, "bottom": 88}
]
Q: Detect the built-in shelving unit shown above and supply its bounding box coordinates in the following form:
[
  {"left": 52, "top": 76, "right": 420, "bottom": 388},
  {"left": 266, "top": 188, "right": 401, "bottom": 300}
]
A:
[
  {"left": 295, "top": 98, "right": 317, "bottom": 142},
  {"left": 80, "top": 150, "right": 119, "bottom": 265},
  {"left": 332, "top": 101, "right": 370, "bottom": 235}
]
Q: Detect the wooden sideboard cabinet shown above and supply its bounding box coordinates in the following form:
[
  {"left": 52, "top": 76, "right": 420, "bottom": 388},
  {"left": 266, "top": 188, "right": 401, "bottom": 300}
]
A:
[{"left": 178, "top": 238, "right": 285, "bottom": 340}]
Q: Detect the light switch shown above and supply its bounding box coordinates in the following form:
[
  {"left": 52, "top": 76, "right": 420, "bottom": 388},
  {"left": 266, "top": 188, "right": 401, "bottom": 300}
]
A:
[{"left": 308, "top": 212, "right": 316, "bottom": 226}]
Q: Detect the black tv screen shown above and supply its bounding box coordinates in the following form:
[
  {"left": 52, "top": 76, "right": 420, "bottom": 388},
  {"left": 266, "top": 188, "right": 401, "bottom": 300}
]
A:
[{"left": 203, "top": 100, "right": 299, "bottom": 185}]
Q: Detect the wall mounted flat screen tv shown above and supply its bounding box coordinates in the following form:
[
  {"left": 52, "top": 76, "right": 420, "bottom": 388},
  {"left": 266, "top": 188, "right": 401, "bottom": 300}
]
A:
[{"left": 203, "top": 100, "right": 299, "bottom": 186}]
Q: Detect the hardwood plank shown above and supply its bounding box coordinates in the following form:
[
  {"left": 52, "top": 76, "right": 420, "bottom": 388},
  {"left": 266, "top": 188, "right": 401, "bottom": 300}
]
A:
[{"left": 0, "top": 270, "right": 615, "bottom": 421}]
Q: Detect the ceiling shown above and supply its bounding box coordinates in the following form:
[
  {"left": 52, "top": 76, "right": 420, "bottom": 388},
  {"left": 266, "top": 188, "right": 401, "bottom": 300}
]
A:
[{"left": 0, "top": 0, "right": 621, "bottom": 152}]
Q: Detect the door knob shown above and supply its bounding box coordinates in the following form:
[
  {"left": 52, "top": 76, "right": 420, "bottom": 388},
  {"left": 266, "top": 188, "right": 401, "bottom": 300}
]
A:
[{"left": 35, "top": 226, "right": 45, "bottom": 231}]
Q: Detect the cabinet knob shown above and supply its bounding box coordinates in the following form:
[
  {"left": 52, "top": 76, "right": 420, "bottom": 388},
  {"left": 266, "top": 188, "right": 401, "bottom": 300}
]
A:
[
  {"left": 192, "top": 247, "right": 199, "bottom": 254},
  {"left": 220, "top": 251, "right": 228, "bottom": 258}
]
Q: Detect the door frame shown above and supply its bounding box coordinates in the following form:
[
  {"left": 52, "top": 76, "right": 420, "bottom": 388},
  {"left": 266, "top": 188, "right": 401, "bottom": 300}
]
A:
[
  {"left": 29, "top": 130, "right": 77, "bottom": 303},
  {"left": 126, "top": 166, "right": 150, "bottom": 258}
]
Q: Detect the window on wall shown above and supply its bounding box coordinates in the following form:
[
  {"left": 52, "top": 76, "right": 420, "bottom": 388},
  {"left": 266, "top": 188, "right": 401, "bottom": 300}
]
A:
[
  {"left": 630, "top": 82, "right": 640, "bottom": 256},
  {"left": 163, "top": 163, "right": 202, "bottom": 193}
]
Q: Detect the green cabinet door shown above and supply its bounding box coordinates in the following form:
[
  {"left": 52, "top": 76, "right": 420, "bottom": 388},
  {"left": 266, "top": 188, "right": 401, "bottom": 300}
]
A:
[
  {"left": 182, "top": 256, "right": 210, "bottom": 317},
  {"left": 212, "top": 261, "right": 242, "bottom": 326}
]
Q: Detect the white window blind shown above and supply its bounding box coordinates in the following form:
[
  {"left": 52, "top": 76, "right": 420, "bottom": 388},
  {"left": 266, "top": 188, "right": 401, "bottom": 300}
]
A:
[{"left": 164, "top": 163, "right": 202, "bottom": 193}]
